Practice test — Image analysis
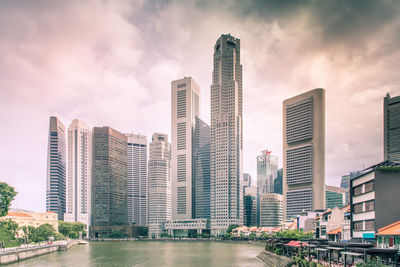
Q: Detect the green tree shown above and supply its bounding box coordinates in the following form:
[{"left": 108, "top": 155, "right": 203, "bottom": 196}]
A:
[
  {"left": 58, "top": 221, "right": 86, "bottom": 239},
  {"left": 0, "top": 219, "right": 19, "bottom": 247},
  {"left": 0, "top": 219, "right": 19, "bottom": 237},
  {"left": 0, "top": 182, "right": 17, "bottom": 217},
  {"left": 36, "top": 224, "right": 56, "bottom": 241},
  {"left": 227, "top": 224, "right": 239, "bottom": 233},
  {"left": 273, "top": 229, "right": 312, "bottom": 240}
]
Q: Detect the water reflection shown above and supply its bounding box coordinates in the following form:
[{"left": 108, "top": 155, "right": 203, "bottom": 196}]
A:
[{"left": 7, "top": 241, "right": 264, "bottom": 267}]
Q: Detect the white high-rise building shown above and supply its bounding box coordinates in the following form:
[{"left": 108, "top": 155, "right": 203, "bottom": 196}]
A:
[
  {"left": 171, "top": 77, "right": 200, "bottom": 220},
  {"left": 210, "top": 34, "right": 243, "bottom": 234},
  {"left": 283, "top": 88, "right": 325, "bottom": 220},
  {"left": 64, "top": 119, "right": 91, "bottom": 232},
  {"left": 126, "top": 133, "right": 148, "bottom": 226},
  {"left": 259, "top": 193, "right": 283, "bottom": 227},
  {"left": 148, "top": 133, "right": 171, "bottom": 238}
]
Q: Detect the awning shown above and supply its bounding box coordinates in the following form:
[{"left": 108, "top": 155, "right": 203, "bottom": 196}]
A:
[
  {"left": 327, "top": 227, "right": 342, "bottom": 235},
  {"left": 284, "top": 241, "right": 302, "bottom": 247}
]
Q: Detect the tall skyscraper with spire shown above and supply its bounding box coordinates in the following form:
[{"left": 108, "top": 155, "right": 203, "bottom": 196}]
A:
[
  {"left": 64, "top": 119, "right": 92, "bottom": 233},
  {"left": 46, "top": 116, "right": 66, "bottom": 220},
  {"left": 210, "top": 34, "right": 243, "bottom": 234}
]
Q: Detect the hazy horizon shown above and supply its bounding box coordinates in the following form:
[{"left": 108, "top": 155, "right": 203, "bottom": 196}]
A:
[{"left": 1, "top": 0, "right": 400, "bottom": 212}]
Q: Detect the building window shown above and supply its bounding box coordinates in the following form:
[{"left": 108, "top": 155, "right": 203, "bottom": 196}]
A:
[
  {"left": 353, "top": 185, "right": 363, "bottom": 196},
  {"left": 365, "top": 200, "right": 375, "bottom": 212},
  {"left": 353, "top": 203, "right": 363, "bottom": 214},
  {"left": 365, "top": 181, "right": 374, "bottom": 193},
  {"left": 353, "top": 221, "right": 363, "bottom": 231},
  {"left": 365, "top": 220, "right": 375, "bottom": 231}
]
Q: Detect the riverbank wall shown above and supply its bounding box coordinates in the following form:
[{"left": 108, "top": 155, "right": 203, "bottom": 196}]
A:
[
  {"left": 0, "top": 240, "right": 80, "bottom": 265},
  {"left": 257, "top": 251, "right": 293, "bottom": 267}
]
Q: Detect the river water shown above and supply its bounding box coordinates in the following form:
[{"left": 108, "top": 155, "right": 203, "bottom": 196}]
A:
[{"left": 9, "top": 241, "right": 265, "bottom": 267}]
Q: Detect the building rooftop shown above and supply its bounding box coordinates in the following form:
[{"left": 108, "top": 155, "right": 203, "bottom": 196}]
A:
[
  {"left": 377, "top": 220, "right": 400, "bottom": 236},
  {"left": 351, "top": 160, "right": 400, "bottom": 180},
  {"left": 6, "top": 212, "right": 33, "bottom": 218},
  {"left": 327, "top": 227, "right": 342, "bottom": 235}
]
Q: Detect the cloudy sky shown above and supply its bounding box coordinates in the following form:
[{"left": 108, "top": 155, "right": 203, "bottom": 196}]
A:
[{"left": 1, "top": 0, "right": 399, "bottom": 212}]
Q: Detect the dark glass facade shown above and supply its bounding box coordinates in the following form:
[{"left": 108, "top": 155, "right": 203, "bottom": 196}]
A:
[
  {"left": 193, "top": 117, "right": 211, "bottom": 219},
  {"left": 91, "top": 127, "right": 128, "bottom": 233},
  {"left": 243, "top": 195, "right": 256, "bottom": 226},
  {"left": 274, "top": 168, "right": 283, "bottom": 195}
]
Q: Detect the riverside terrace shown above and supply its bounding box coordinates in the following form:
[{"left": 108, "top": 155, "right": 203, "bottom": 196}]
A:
[{"left": 264, "top": 238, "right": 400, "bottom": 266}]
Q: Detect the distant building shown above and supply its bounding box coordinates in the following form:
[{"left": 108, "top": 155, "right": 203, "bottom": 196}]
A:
[
  {"left": 243, "top": 173, "right": 252, "bottom": 187},
  {"left": 210, "top": 34, "right": 243, "bottom": 234},
  {"left": 257, "top": 150, "right": 278, "bottom": 226},
  {"left": 164, "top": 219, "right": 208, "bottom": 238},
  {"left": 314, "top": 206, "right": 346, "bottom": 241},
  {"left": 244, "top": 195, "right": 257, "bottom": 227},
  {"left": 325, "top": 185, "right": 347, "bottom": 209},
  {"left": 296, "top": 211, "right": 322, "bottom": 233},
  {"left": 245, "top": 186, "right": 257, "bottom": 198},
  {"left": 171, "top": 77, "right": 201, "bottom": 220},
  {"left": 125, "top": 133, "right": 148, "bottom": 226},
  {"left": 342, "top": 206, "right": 351, "bottom": 241},
  {"left": 148, "top": 133, "right": 172, "bottom": 239},
  {"left": 350, "top": 160, "right": 400, "bottom": 240},
  {"left": 283, "top": 89, "right": 325, "bottom": 219},
  {"left": 259, "top": 193, "right": 283, "bottom": 228},
  {"left": 46, "top": 116, "right": 66, "bottom": 220},
  {"left": 257, "top": 150, "right": 278, "bottom": 195},
  {"left": 193, "top": 117, "right": 211, "bottom": 219},
  {"left": 340, "top": 175, "right": 350, "bottom": 189},
  {"left": 1, "top": 210, "right": 59, "bottom": 237},
  {"left": 90, "top": 127, "right": 128, "bottom": 237},
  {"left": 64, "top": 119, "right": 92, "bottom": 233},
  {"left": 384, "top": 93, "right": 400, "bottom": 160},
  {"left": 242, "top": 173, "right": 252, "bottom": 196},
  {"left": 274, "top": 168, "right": 283, "bottom": 195}
]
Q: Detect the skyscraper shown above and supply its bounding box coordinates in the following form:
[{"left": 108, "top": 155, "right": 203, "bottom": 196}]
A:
[
  {"left": 171, "top": 77, "right": 200, "bottom": 220},
  {"left": 91, "top": 127, "right": 127, "bottom": 237},
  {"left": 243, "top": 195, "right": 256, "bottom": 227},
  {"left": 46, "top": 116, "right": 66, "bottom": 220},
  {"left": 274, "top": 168, "right": 283, "bottom": 195},
  {"left": 384, "top": 93, "right": 400, "bottom": 160},
  {"left": 257, "top": 150, "right": 278, "bottom": 226},
  {"left": 242, "top": 173, "right": 252, "bottom": 195},
  {"left": 283, "top": 88, "right": 325, "bottom": 219},
  {"left": 148, "top": 133, "right": 171, "bottom": 238},
  {"left": 210, "top": 34, "right": 243, "bottom": 234},
  {"left": 126, "top": 133, "right": 148, "bottom": 226},
  {"left": 257, "top": 150, "right": 278, "bottom": 195},
  {"left": 325, "top": 185, "right": 347, "bottom": 209},
  {"left": 193, "top": 117, "right": 211, "bottom": 219},
  {"left": 340, "top": 174, "right": 350, "bottom": 189},
  {"left": 259, "top": 193, "right": 283, "bottom": 227},
  {"left": 64, "top": 119, "right": 92, "bottom": 232}
]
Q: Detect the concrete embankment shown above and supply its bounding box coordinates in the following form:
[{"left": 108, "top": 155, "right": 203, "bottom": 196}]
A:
[
  {"left": 257, "top": 250, "right": 293, "bottom": 267},
  {"left": 0, "top": 240, "right": 80, "bottom": 265}
]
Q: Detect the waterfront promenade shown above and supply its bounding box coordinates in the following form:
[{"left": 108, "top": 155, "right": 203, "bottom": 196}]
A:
[{"left": 0, "top": 240, "right": 80, "bottom": 265}]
